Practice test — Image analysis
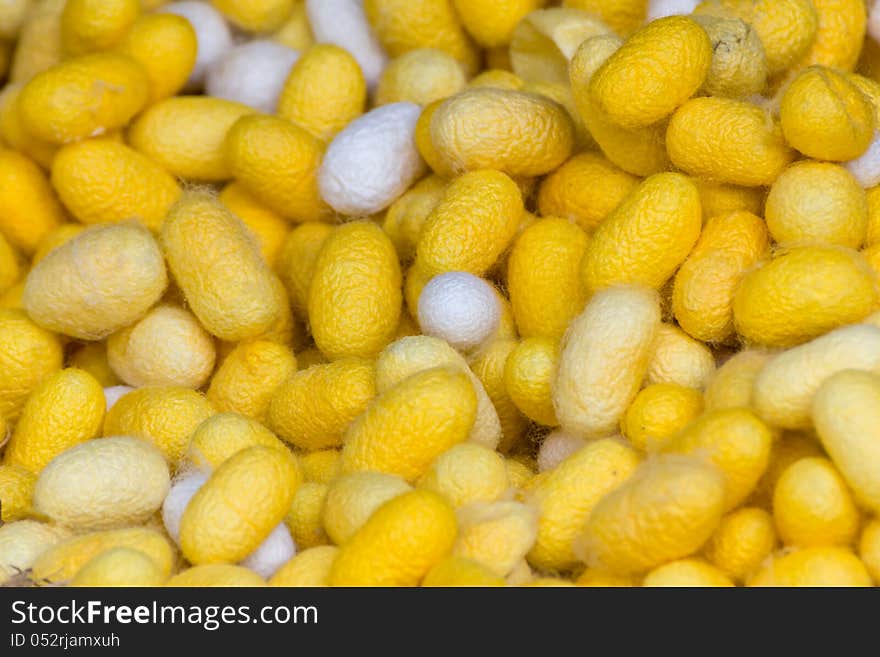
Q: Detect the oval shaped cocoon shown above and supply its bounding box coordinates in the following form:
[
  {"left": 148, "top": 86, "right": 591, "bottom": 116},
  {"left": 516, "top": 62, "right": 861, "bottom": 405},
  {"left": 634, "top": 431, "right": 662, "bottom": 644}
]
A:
[
  {"left": 161, "top": 191, "right": 280, "bottom": 342},
  {"left": 732, "top": 246, "right": 878, "bottom": 347},
  {"left": 23, "top": 223, "right": 167, "bottom": 341},
  {"left": 430, "top": 88, "right": 574, "bottom": 177},
  {"left": 180, "top": 446, "right": 301, "bottom": 564},
  {"left": 341, "top": 367, "right": 477, "bottom": 482},
  {"left": 554, "top": 286, "right": 661, "bottom": 438},
  {"left": 581, "top": 172, "right": 702, "bottom": 295},
  {"left": 319, "top": 102, "right": 425, "bottom": 216},
  {"left": 812, "top": 370, "right": 880, "bottom": 514},
  {"left": 308, "top": 221, "right": 402, "bottom": 360},
  {"left": 328, "top": 489, "right": 457, "bottom": 586},
  {"left": 34, "top": 437, "right": 170, "bottom": 531},
  {"left": 580, "top": 455, "right": 725, "bottom": 575}
]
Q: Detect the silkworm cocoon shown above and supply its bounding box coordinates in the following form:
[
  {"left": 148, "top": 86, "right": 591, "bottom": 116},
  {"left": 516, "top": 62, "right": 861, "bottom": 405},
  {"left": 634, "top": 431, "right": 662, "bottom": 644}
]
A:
[
  {"left": 536, "top": 432, "right": 587, "bottom": 473},
  {"left": 106, "top": 305, "right": 215, "bottom": 390},
  {"left": 165, "top": 564, "right": 266, "bottom": 587},
  {"left": 753, "top": 324, "right": 880, "bottom": 430},
  {"left": 419, "top": 444, "right": 509, "bottom": 509},
  {"left": 305, "top": 0, "right": 387, "bottom": 89},
  {"left": 589, "top": 16, "right": 711, "bottom": 129},
  {"left": 286, "top": 481, "right": 330, "bottom": 549},
  {"left": 23, "top": 223, "right": 167, "bottom": 341},
  {"left": 186, "top": 413, "right": 287, "bottom": 471},
  {"left": 129, "top": 96, "right": 254, "bottom": 182},
  {"left": 240, "top": 523, "right": 296, "bottom": 579},
  {"left": 704, "top": 507, "right": 777, "bottom": 583},
  {"left": 0, "top": 521, "right": 71, "bottom": 585},
  {"left": 553, "top": 286, "right": 661, "bottom": 438},
  {"left": 319, "top": 102, "right": 425, "bottom": 216},
  {"left": 33, "top": 436, "right": 169, "bottom": 532},
  {"left": 813, "top": 370, "right": 880, "bottom": 514},
  {"left": 159, "top": 1, "right": 232, "bottom": 91},
  {"left": 751, "top": 431, "right": 825, "bottom": 510},
  {"left": 18, "top": 52, "right": 148, "bottom": 144},
  {"left": 323, "top": 471, "right": 412, "bottom": 545},
  {"left": 579, "top": 455, "right": 725, "bottom": 575},
  {"left": 647, "top": 0, "right": 700, "bottom": 21},
  {"left": 860, "top": 520, "right": 880, "bottom": 583},
  {"left": 206, "top": 341, "right": 296, "bottom": 423},
  {"left": 218, "top": 184, "right": 289, "bottom": 269},
  {"left": 267, "top": 358, "right": 376, "bottom": 451},
  {"left": 328, "top": 489, "right": 457, "bottom": 586},
  {"left": 454, "top": 501, "right": 538, "bottom": 577},
  {"left": 696, "top": 0, "right": 817, "bottom": 76},
  {"left": 429, "top": 88, "right": 574, "bottom": 177},
  {"left": 341, "top": 367, "right": 477, "bottom": 482},
  {"left": 0, "top": 464, "right": 35, "bottom": 522},
  {"left": 569, "top": 35, "right": 670, "bottom": 177},
  {"left": 225, "top": 114, "right": 328, "bottom": 224},
  {"left": 765, "top": 162, "right": 868, "bottom": 248},
  {"left": 118, "top": 13, "right": 197, "bottom": 103},
  {"left": 793, "top": 0, "right": 865, "bottom": 72},
  {"left": 376, "top": 48, "right": 467, "bottom": 106},
  {"left": 422, "top": 556, "right": 506, "bottom": 586},
  {"left": 665, "top": 408, "right": 773, "bottom": 510},
  {"left": 536, "top": 153, "right": 639, "bottom": 234},
  {"left": 308, "top": 222, "right": 401, "bottom": 359},
  {"left": 363, "top": 0, "right": 479, "bottom": 75},
  {"left": 469, "top": 338, "right": 528, "bottom": 453},
  {"left": 621, "top": 383, "right": 704, "bottom": 453},
  {"left": 0, "top": 149, "right": 64, "bottom": 255},
  {"left": 300, "top": 450, "right": 342, "bottom": 484},
  {"left": 50, "top": 139, "right": 181, "bottom": 233},
  {"left": 645, "top": 323, "right": 716, "bottom": 391},
  {"left": 469, "top": 69, "right": 525, "bottom": 90},
  {"left": 527, "top": 439, "right": 640, "bottom": 571},
  {"left": 774, "top": 457, "right": 860, "bottom": 548},
  {"left": 71, "top": 547, "right": 167, "bottom": 587},
  {"left": 277, "top": 44, "right": 366, "bottom": 143},
  {"left": 206, "top": 40, "right": 299, "bottom": 114},
  {"left": 692, "top": 15, "right": 767, "bottom": 99},
  {"left": 210, "top": 0, "right": 292, "bottom": 33},
  {"left": 161, "top": 191, "right": 280, "bottom": 342},
  {"left": 748, "top": 547, "right": 871, "bottom": 587},
  {"left": 504, "top": 337, "right": 559, "bottom": 427},
  {"left": 732, "top": 246, "right": 878, "bottom": 348},
  {"left": 672, "top": 210, "right": 770, "bottom": 344},
  {"left": 781, "top": 66, "right": 873, "bottom": 162},
  {"left": 581, "top": 173, "right": 701, "bottom": 295},
  {"left": 506, "top": 459, "right": 535, "bottom": 489},
  {"left": 509, "top": 8, "right": 611, "bottom": 85},
  {"left": 416, "top": 272, "right": 500, "bottom": 353},
  {"left": 666, "top": 97, "right": 795, "bottom": 186},
  {"left": 382, "top": 175, "right": 448, "bottom": 262},
  {"left": 452, "top": 0, "right": 541, "bottom": 49},
  {"left": 180, "top": 446, "right": 301, "bottom": 564},
  {"left": 269, "top": 545, "right": 339, "bottom": 587},
  {"left": 704, "top": 349, "right": 771, "bottom": 412},
  {"left": 59, "top": 0, "right": 139, "bottom": 56},
  {"left": 103, "top": 386, "right": 215, "bottom": 464},
  {"left": 4, "top": 369, "right": 104, "bottom": 473},
  {"left": 276, "top": 222, "right": 334, "bottom": 316},
  {"left": 0, "top": 232, "right": 19, "bottom": 300},
  {"left": 507, "top": 218, "right": 588, "bottom": 341},
  {"left": 415, "top": 169, "right": 523, "bottom": 279},
  {"left": 375, "top": 336, "right": 502, "bottom": 450},
  {"left": 30, "top": 527, "right": 174, "bottom": 585},
  {"left": 0, "top": 309, "right": 63, "bottom": 422}
]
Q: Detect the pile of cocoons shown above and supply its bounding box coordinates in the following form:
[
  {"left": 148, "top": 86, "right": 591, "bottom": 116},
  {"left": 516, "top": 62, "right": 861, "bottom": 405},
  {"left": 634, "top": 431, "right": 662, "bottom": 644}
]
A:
[{"left": 5, "top": 0, "right": 880, "bottom": 589}]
